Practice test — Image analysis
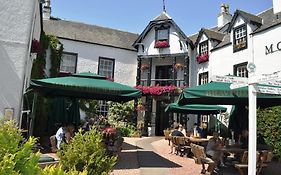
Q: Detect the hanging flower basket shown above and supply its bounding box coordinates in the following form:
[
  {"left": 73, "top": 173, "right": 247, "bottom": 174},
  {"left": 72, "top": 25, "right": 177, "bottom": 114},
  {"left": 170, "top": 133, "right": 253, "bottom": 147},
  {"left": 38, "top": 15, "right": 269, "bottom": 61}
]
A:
[
  {"left": 31, "top": 39, "right": 42, "bottom": 54},
  {"left": 174, "top": 63, "right": 184, "bottom": 71},
  {"left": 196, "top": 53, "right": 209, "bottom": 64},
  {"left": 136, "top": 104, "right": 145, "bottom": 111},
  {"left": 141, "top": 64, "right": 149, "bottom": 71},
  {"left": 155, "top": 40, "right": 169, "bottom": 48}
]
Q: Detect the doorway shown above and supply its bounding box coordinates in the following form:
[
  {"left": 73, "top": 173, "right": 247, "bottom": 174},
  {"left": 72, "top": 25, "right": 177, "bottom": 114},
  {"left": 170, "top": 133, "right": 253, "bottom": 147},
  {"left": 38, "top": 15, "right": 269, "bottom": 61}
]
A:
[{"left": 155, "top": 101, "right": 170, "bottom": 136}]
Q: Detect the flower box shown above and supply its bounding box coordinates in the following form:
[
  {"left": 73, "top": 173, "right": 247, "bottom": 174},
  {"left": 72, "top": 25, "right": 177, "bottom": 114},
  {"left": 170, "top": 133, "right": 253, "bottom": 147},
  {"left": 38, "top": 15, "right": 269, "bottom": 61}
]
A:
[
  {"left": 234, "top": 42, "right": 246, "bottom": 50},
  {"left": 196, "top": 53, "right": 209, "bottom": 64},
  {"left": 155, "top": 40, "right": 169, "bottom": 48}
]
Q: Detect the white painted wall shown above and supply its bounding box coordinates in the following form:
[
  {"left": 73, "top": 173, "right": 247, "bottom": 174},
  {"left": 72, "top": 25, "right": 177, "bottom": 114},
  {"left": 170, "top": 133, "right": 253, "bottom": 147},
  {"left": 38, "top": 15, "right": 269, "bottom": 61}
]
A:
[
  {"left": 59, "top": 39, "right": 137, "bottom": 86},
  {"left": 0, "top": 0, "right": 41, "bottom": 122},
  {"left": 253, "top": 25, "right": 281, "bottom": 75},
  {"left": 140, "top": 25, "right": 188, "bottom": 56}
]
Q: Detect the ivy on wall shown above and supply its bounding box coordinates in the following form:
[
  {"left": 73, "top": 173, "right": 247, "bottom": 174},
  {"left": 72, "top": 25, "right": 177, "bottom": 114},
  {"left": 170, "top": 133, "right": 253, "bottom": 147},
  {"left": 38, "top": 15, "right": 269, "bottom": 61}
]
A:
[{"left": 28, "top": 32, "right": 64, "bottom": 136}]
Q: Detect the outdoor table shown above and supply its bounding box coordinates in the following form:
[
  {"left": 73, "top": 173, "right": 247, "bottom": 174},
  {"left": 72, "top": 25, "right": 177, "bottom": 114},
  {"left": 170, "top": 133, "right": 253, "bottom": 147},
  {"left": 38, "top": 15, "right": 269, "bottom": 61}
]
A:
[{"left": 186, "top": 136, "right": 209, "bottom": 146}]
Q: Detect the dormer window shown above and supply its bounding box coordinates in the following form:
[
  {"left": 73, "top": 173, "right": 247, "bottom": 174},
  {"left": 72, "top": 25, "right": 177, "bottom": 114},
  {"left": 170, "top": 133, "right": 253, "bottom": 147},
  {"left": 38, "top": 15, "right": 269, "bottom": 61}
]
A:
[
  {"left": 233, "top": 25, "right": 247, "bottom": 52},
  {"left": 196, "top": 41, "right": 209, "bottom": 64},
  {"left": 155, "top": 26, "right": 170, "bottom": 48}
]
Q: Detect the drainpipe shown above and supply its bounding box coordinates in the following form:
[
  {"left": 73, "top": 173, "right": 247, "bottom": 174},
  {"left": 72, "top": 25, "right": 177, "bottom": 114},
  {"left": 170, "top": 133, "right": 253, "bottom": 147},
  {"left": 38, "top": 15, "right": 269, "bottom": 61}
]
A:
[{"left": 19, "top": 0, "right": 37, "bottom": 127}]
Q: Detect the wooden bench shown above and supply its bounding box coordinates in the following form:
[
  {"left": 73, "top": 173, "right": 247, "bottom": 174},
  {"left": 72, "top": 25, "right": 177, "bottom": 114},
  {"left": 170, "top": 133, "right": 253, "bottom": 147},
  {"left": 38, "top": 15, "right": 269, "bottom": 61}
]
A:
[
  {"left": 234, "top": 150, "right": 273, "bottom": 175},
  {"left": 190, "top": 143, "right": 215, "bottom": 174}
]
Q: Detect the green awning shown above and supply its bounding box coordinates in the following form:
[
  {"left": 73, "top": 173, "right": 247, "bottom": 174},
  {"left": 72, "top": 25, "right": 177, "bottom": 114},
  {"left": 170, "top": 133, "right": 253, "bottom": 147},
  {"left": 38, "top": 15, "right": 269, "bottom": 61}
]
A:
[
  {"left": 30, "top": 72, "right": 141, "bottom": 102},
  {"left": 165, "top": 103, "right": 227, "bottom": 114},
  {"left": 177, "top": 81, "right": 281, "bottom": 108}
]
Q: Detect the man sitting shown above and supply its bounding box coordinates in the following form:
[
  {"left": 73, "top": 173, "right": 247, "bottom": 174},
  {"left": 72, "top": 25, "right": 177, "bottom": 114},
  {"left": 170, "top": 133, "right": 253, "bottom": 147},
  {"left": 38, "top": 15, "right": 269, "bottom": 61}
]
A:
[
  {"left": 206, "top": 132, "right": 226, "bottom": 169},
  {"left": 169, "top": 124, "right": 184, "bottom": 154}
]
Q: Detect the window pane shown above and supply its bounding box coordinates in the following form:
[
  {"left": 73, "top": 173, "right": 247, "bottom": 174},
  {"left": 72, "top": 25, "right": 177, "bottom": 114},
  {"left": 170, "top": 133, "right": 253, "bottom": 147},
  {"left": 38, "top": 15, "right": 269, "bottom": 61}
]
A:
[
  {"left": 99, "top": 58, "right": 114, "bottom": 78},
  {"left": 157, "top": 29, "right": 168, "bottom": 40},
  {"left": 60, "top": 53, "right": 77, "bottom": 73}
]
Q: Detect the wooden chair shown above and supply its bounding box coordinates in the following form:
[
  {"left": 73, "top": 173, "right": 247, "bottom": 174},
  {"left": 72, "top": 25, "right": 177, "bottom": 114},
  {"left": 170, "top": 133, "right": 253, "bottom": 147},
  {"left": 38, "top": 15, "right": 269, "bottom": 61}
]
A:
[
  {"left": 163, "top": 130, "right": 171, "bottom": 145},
  {"left": 234, "top": 151, "right": 267, "bottom": 175},
  {"left": 175, "top": 137, "right": 191, "bottom": 157},
  {"left": 50, "top": 135, "right": 57, "bottom": 153},
  {"left": 190, "top": 143, "right": 215, "bottom": 174}
]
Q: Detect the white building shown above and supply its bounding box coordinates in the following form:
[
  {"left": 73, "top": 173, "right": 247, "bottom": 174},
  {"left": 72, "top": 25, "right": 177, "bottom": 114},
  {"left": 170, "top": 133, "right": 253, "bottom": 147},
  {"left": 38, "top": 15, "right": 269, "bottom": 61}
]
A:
[{"left": 0, "top": 0, "right": 42, "bottom": 123}]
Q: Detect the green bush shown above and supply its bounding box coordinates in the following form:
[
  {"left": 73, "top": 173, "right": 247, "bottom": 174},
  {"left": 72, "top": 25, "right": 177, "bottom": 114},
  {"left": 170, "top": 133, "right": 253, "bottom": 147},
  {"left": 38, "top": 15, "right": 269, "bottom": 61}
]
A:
[
  {"left": 58, "top": 127, "right": 116, "bottom": 175},
  {"left": 116, "top": 125, "right": 136, "bottom": 137},
  {"left": 42, "top": 166, "right": 88, "bottom": 175},
  {"left": 0, "top": 119, "right": 41, "bottom": 175},
  {"left": 257, "top": 106, "right": 281, "bottom": 160}
]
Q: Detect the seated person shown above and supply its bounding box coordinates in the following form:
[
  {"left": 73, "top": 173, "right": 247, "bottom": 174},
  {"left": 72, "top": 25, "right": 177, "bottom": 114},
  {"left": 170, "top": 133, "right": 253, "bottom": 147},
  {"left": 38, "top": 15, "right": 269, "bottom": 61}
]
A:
[
  {"left": 169, "top": 124, "right": 184, "bottom": 154},
  {"left": 178, "top": 124, "right": 187, "bottom": 137},
  {"left": 206, "top": 132, "right": 226, "bottom": 168},
  {"left": 55, "top": 123, "right": 75, "bottom": 150}
]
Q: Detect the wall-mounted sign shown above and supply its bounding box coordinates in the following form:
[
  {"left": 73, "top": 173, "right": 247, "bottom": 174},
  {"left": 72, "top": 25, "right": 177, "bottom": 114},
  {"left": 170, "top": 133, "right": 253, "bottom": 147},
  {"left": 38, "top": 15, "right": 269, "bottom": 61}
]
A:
[{"left": 265, "top": 41, "right": 281, "bottom": 55}]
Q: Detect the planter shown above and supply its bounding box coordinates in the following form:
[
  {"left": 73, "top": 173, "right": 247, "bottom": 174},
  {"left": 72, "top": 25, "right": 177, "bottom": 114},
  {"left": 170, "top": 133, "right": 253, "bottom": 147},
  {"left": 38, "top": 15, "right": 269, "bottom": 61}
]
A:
[
  {"left": 155, "top": 40, "right": 169, "bottom": 48},
  {"left": 196, "top": 53, "right": 209, "bottom": 64}
]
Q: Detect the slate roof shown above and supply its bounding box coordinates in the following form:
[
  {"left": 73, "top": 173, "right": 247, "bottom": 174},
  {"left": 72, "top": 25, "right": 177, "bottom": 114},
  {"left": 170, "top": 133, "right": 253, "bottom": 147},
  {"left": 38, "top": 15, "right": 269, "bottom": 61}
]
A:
[
  {"left": 152, "top": 11, "right": 172, "bottom": 21},
  {"left": 194, "top": 28, "right": 225, "bottom": 45},
  {"left": 189, "top": 7, "right": 281, "bottom": 51},
  {"left": 43, "top": 19, "right": 139, "bottom": 51}
]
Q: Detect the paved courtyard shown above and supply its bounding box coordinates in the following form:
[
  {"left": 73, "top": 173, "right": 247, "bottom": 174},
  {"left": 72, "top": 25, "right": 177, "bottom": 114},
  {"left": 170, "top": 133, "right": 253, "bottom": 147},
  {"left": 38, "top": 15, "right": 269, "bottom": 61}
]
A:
[{"left": 112, "top": 137, "right": 281, "bottom": 175}]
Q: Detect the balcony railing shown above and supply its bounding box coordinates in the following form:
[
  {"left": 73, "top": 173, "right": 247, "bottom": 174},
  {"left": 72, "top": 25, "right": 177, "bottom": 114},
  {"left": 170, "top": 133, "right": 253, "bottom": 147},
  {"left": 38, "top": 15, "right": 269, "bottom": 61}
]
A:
[{"left": 140, "top": 79, "right": 186, "bottom": 87}]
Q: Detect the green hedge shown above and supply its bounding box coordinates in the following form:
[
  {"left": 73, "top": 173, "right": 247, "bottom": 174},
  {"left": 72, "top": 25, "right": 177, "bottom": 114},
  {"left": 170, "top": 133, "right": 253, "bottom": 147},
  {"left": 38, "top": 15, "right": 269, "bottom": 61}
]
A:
[{"left": 257, "top": 106, "right": 281, "bottom": 160}]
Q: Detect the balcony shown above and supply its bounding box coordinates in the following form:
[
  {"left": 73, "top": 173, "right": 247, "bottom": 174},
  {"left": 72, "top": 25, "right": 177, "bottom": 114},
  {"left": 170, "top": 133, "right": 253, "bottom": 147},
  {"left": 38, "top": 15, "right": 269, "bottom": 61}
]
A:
[{"left": 140, "top": 79, "right": 185, "bottom": 87}]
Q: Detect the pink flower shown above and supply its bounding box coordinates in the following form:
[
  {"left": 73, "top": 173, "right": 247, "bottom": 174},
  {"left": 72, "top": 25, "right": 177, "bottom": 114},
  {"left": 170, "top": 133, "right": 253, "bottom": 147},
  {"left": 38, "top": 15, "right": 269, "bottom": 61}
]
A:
[
  {"left": 196, "top": 53, "right": 209, "bottom": 64},
  {"left": 134, "top": 85, "right": 180, "bottom": 96},
  {"left": 155, "top": 40, "right": 169, "bottom": 48}
]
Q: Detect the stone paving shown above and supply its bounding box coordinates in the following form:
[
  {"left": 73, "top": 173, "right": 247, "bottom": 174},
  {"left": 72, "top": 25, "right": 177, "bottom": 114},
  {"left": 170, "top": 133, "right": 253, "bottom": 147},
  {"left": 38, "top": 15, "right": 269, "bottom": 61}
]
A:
[{"left": 112, "top": 137, "right": 281, "bottom": 175}]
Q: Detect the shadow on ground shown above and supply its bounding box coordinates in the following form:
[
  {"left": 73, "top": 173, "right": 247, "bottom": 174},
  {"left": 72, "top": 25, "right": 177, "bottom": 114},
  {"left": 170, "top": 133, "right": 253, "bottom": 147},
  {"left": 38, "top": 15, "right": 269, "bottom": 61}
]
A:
[
  {"left": 121, "top": 142, "right": 143, "bottom": 150},
  {"left": 138, "top": 151, "right": 182, "bottom": 168}
]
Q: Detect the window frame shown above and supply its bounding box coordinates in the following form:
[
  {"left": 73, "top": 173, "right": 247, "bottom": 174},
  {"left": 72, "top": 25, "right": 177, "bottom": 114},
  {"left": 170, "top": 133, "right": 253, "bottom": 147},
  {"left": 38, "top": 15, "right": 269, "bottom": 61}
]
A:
[
  {"left": 233, "top": 24, "right": 248, "bottom": 52},
  {"left": 199, "top": 40, "right": 209, "bottom": 56},
  {"left": 155, "top": 25, "right": 170, "bottom": 42},
  {"left": 233, "top": 62, "right": 248, "bottom": 78},
  {"left": 98, "top": 57, "right": 115, "bottom": 79},
  {"left": 198, "top": 72, "right": 209, "bottom": 85},
  {"left": 59, "top": 51, "right": 78, "bottom": 74}
]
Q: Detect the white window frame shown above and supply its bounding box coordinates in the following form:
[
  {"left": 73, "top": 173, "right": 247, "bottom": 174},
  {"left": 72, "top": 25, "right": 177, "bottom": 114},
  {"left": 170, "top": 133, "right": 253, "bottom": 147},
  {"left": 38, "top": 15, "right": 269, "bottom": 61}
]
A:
[
  {"left": 98, "top": 57, "right": 115, "bottom": 79},
  {"left": 199, "top": 72, "right": 209, "bottom": 85},
  {"left": 199, "top": 41, "right": 208, "bottom": 55},
  {"left": 60, "top": 52, "right": 78, "bottom": 74},
  {"left": 234, "top": 62, "right": 248, "bottom": 78}
]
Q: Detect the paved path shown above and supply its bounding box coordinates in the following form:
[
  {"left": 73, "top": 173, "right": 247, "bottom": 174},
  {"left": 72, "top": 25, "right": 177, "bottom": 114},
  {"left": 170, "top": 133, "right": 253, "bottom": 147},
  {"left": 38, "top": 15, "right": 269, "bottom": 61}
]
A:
[{"left": 112, "top": 137, "right": 281, "bottom": 175}]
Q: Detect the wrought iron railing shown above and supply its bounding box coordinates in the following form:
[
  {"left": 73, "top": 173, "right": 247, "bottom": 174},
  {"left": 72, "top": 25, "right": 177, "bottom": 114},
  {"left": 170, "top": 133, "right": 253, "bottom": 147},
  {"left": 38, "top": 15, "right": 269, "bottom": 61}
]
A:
[{"left": 140, "top": 79, "right": 186, "bottom": 87}]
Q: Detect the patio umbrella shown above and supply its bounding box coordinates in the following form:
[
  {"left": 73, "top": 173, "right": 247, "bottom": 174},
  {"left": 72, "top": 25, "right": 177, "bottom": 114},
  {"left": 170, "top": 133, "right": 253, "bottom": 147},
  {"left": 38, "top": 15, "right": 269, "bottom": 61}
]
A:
[
  {"left": 29, "top": 72, "right": 141, "bottom": 136},
  {"left": 165, "top": 103, "right": 227, "bottom": 114},
  {"left": 30, "top": 72, "right": 141, "bottom": 102},
  {"left": 177, "top": 81, "right": 281, "bottom": 108}
]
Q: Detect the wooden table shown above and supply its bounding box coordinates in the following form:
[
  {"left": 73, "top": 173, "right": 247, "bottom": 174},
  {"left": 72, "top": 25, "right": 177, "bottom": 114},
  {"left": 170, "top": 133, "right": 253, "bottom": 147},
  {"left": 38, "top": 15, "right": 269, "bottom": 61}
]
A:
[{"left": 186, "top": 136, "right": 209, "bottom": 145}]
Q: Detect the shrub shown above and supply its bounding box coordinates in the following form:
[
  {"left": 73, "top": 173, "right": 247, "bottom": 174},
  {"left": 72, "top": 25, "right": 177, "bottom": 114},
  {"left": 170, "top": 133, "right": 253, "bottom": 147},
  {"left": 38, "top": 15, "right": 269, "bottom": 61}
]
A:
[
  {"left": 257, "top": 106, "right": 281, "bottom": 160},
  {"left": 42, "top": 166, "right": 88, "bottom": 175},
  {"left": 0, "top": 119, "right": 41, "bottom": 175},
  {"left": 58, "top": 127, "right": 116, "bottom": 175}
]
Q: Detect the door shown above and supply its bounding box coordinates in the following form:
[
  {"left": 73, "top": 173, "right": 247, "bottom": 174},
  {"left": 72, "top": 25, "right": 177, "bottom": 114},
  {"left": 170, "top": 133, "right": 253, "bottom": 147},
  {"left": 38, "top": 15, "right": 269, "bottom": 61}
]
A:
[{"left": 155, "top": 101, "right": 170, "bottom": 136}]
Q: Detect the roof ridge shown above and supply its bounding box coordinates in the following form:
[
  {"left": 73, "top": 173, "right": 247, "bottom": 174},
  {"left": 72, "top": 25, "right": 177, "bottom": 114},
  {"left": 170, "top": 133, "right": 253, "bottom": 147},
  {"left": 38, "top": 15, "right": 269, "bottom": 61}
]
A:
[
  {"left": 49, "top": 18, "right": 139, "bottom": 35},
  {"left": 256, "top": 7, "right": 273, "bottom": 16}
]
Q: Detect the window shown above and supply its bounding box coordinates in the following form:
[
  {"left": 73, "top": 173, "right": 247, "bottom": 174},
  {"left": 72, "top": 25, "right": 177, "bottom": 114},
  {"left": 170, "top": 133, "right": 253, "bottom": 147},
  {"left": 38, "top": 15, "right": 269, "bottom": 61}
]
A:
[
  {"left": 199, "top": 72, "right": 208, "bottom": 85},
  {"left": 60, "top": 52, "right": 78, "bottom": 73},
  {"left": 233, "top": 25, "right": 247, "bottom": 52},
  {"left": 97, "top": 57, "right": 115, "bottom": 117},
  {"left": 155, "top": 25, "right": 170, "bottom": 48},
  {"left": 199, "top": 41, "right": 208, "bottom": 56},
  {"left": 98, "top": 57, "right": 115, "bottom": 79},
  {"left": 234, "top": 62, "right": 248, "bottom": 77},
  {"left": 196, "top": 41, "right": 209, "bottom": 64}
]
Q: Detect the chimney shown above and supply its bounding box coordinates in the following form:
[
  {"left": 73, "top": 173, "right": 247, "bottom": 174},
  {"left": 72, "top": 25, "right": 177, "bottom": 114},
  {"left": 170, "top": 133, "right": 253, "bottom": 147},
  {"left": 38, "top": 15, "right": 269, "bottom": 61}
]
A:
[
  {"left": 273, "top": 0, "right": 281, "bottom": 15},
  {"left": 43, "top": 0, "right": 51, "bottom": 20},
  {"left": 217, "top": 4, "right": 232, "bottom": 28}
]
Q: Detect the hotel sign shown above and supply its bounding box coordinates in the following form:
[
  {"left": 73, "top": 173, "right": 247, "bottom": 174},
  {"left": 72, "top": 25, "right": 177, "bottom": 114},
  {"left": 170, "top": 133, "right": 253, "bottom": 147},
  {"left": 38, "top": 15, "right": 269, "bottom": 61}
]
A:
[{"left": 265, "top": 41, "right": 281, "bottom": 55}]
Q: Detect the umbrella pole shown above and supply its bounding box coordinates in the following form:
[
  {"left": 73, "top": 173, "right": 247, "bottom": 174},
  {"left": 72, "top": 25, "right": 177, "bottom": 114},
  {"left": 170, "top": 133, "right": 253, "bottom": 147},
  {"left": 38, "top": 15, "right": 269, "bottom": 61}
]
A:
[{"left": 29, "top": 92, "right": 38, "bottom": 137}]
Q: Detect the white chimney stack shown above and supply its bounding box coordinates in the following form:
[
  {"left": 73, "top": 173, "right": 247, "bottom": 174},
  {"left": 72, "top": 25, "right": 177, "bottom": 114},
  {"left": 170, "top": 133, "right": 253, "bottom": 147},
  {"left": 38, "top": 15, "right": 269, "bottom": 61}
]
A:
[
  {"left": 273, "top": 0, "right": 281, "bottom": 14},
  {"left": 218, "top": 3, "right": 232, "bottom": 28},
  {"left": 43, "top": 0, "right": 51, "bottom": 20}
]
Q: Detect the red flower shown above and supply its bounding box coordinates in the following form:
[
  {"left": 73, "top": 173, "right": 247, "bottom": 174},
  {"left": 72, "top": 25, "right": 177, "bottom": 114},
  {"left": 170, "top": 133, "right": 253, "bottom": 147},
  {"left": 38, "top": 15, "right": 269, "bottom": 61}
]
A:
[
  {"left": 134, "top": 85, "right": 178, "bottom": 96},
  {"left": 31, "top": 39, "right": 42, "bottom": 54},
  {"left": 155, "top": 40, "right": 169, "bottom": 48},
  {"left": 196, "top": 53, "right": 209, "bottom": 64}
]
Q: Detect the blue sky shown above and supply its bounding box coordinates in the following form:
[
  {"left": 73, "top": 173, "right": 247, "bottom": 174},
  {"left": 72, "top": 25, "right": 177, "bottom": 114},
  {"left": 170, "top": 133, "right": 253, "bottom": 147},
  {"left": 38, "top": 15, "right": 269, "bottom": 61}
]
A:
[{"left": 51, "top": 0, "right": 272, "bottom": 35}]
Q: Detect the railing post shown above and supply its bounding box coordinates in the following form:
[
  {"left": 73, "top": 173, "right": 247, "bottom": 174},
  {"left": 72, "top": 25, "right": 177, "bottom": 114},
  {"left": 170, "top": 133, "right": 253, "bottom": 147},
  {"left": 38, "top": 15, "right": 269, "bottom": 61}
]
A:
[{"left": 184, "top": 55, "right": 190, "bottom": 86}]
